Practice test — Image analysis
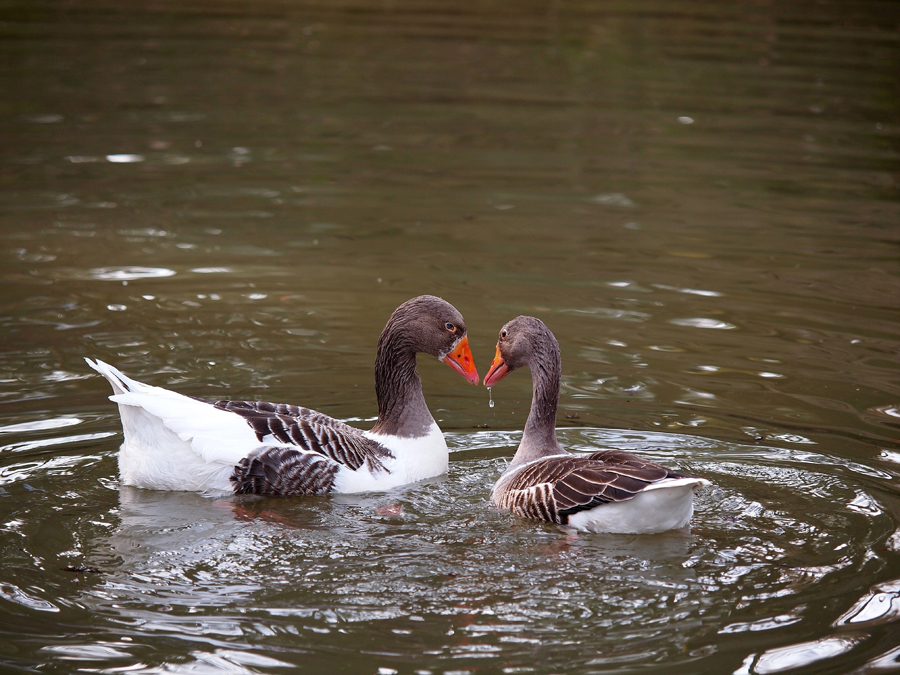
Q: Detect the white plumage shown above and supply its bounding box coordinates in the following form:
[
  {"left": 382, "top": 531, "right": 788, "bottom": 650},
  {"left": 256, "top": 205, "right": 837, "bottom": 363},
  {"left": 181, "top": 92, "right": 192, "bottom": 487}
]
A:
[
  {"left": 84, "top": 294, "right": 481, "bottom": 497},
  {"left": 565, "top": 478, "right": 703, "bottom": 534},
  {"left": 87, "top": 358, "right": 253, "bottom": 493},
  {"left": 86, "top": 358, "right": 453, "bottom": 496}
]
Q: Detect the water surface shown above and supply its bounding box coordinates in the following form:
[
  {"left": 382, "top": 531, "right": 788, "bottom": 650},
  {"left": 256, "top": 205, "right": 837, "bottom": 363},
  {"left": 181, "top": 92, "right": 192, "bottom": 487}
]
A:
[{"left": 1, "top": 1, "right": 899, "bottom": 673}]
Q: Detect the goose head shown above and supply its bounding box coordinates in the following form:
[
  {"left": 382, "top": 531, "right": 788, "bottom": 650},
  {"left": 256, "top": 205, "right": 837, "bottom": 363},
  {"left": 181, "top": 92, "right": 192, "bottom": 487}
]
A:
[
  {"left": 483, "top": 315, "right": 556, "bottom": 387},
  {"left": 380, "top": 295, "right": 479, "bottom": 385}
]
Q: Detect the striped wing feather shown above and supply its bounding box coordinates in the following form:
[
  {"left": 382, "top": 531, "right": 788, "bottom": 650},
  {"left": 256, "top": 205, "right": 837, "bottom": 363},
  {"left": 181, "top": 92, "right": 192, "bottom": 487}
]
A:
[
  {"left": 231, "top": 446, "right": 339, "bottom": 495},
  {"left": 214, "top": 400, "right": 392, "bottom": 472},
  {"left": 498, "top": 451, "right": 691, "bottom": 525}
]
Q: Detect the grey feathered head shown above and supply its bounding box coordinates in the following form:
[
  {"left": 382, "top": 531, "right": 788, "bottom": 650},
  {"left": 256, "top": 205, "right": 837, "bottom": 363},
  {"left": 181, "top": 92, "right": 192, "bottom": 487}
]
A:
[{"left": 483, "top": 315, "right": 560, "bottom": 387}]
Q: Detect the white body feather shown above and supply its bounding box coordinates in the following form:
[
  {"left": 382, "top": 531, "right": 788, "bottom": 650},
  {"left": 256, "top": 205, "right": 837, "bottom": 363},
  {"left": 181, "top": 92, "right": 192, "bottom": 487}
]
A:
[
  {"left": 565, "top": 477, "right": 709, "bottom": 534},
  {"left": 341, "top": 425, "right": 448, "bottom": 493},
  {"left": 86, "top": 358, "right": 449, "bottom": 495}
]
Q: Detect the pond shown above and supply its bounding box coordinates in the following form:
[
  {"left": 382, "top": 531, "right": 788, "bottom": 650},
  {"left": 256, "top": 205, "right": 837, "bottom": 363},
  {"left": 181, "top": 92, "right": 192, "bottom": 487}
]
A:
[{"left": 1, "top": 1, "right": 899, "bottom": 673}]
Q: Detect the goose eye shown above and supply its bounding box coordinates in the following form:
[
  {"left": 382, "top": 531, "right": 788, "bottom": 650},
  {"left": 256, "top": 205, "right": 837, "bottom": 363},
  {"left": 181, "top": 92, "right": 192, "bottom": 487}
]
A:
[
  {"left": 445, "top": 322, "right": 456, "bottom": 332},
  {"left": 500, "top": 329, "right": 508, "bottom": 339}
]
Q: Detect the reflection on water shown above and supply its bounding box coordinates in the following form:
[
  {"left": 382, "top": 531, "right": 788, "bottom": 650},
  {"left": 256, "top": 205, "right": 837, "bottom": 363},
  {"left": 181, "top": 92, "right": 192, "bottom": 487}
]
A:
[
  {"left": 1, "top": 0, "right": 898, "bottom": 672},
  {"left": 2, "top": 426, "right": 899, "bottom": 672}
]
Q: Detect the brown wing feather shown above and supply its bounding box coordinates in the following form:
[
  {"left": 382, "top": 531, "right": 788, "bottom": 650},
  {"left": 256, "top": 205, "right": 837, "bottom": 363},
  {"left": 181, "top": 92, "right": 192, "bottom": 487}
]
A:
[
  {"left": 584, "top": 450, "right": 692, "bottom": 480},
  {"left": 214, "top": 400, "right": 392, "bottom": 472},
  {"left": 495, "top": 451, "right": 698, "bottom": 525},
  {"left": 231, "top": 446, "right": 339, "bottom": 495}
]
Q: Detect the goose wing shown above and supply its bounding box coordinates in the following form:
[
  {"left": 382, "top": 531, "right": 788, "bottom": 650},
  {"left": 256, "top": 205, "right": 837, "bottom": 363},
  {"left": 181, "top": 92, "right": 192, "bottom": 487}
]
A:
[
  {"left": 214, "top": 400, "right": 393, "bottom": 472},
  {"left": 230, "top": 445, "right": 341, "bottom": 495},
  {"left": 497, "top": 451, "right": 692, "bottom": 525}
]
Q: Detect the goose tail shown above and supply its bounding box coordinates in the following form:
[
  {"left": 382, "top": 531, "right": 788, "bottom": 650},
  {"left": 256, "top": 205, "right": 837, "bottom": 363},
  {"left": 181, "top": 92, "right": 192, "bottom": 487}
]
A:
[{"left": 85, "top": 357, "right": 146, "bottom": 397}]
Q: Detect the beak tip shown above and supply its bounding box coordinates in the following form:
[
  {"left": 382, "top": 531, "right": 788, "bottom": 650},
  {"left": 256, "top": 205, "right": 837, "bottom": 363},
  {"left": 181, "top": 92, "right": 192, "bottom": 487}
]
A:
[
  {"left": 483, "top": 357, "right": 508, "bottom": 388},
  {"left": 443, "top": 336, "right": 479, "bottom": 386}
]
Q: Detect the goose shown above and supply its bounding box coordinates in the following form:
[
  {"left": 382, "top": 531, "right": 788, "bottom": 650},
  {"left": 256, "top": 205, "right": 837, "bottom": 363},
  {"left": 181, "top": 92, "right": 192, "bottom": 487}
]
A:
[
  {"left": 483, "top": 316, "right": 708, "bottom": 533},
  {"left": 87, "top": 295, "right": 479, "bottom": 496}
]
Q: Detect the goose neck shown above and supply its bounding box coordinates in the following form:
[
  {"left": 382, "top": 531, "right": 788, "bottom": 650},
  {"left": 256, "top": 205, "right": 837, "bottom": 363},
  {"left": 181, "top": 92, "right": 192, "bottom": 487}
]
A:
[
  {"left": 371, "top": 325, "right": 434, "bottom": 437},
  {"left": 512, "top": 341, "right": 563, "bottom": 466}
]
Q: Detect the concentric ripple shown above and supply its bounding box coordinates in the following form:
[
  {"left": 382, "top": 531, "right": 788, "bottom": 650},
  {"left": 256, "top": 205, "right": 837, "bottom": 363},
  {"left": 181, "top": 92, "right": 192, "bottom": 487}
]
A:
[{"left": 1, "top": 426, "right": 893, "bottom": 674}]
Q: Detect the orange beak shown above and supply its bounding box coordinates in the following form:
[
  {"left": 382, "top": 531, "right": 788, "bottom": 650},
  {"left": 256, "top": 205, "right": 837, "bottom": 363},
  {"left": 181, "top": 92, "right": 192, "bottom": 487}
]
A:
[
  {"left": 483, "top": 344, "right": 509, "bottom": 387},
  {"left": 442, "top": 335, "right": 479, "bottom": 385}
]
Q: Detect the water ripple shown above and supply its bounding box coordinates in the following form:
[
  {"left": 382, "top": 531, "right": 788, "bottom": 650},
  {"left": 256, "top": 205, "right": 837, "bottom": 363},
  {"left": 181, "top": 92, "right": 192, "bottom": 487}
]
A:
[
  {"left": 834, "top": 579, "right": 900, "bottom": 628},
  {"left": 736, "top": 635, "right": 863, "bottom": 675},
  {"left": 0, "top": 583, "right": 59, "bottom": 612},
  {"left": 670, "top": 317, "right": 737, "bottom": 330},
  {"left": 88, "top": 266, "right": 176, "bottom": 281},
  {"left": 0, "top": 416, "right": 82, "bottom": 435}
]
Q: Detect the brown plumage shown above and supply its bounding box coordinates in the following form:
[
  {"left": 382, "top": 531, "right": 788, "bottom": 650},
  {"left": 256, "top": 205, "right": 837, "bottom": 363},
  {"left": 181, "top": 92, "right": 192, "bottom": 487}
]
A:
[
  {"left": 494, "top": 450, "right": 699, "bottom": 527},
  {"left": 484, "top": 316, "right": 708, "bottom": 533},
  {"left": 216, "top": 400, "right": 391, "bottom": 474}
]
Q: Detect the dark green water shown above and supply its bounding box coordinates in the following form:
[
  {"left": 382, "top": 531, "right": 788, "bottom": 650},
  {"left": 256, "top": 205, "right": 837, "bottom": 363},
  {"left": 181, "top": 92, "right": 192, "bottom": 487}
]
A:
[{"left": 1, "top": 1, "right": 899, "bottom": 673}]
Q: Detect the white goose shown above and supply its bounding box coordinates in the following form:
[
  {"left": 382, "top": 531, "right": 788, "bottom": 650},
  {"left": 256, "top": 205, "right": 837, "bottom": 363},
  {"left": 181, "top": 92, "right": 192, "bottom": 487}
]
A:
[
  {"left": 483, "top": 316, "right": 708, "bottom": 534},
  {"left": 87, "top": 295, "right": 479, "bottom": 496}
]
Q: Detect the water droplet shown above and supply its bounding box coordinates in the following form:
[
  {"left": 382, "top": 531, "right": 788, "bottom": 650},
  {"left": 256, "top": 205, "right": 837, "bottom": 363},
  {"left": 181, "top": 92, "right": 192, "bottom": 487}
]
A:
[{"left": 488, "top": 387, "right": 494, "bottom": 408}]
